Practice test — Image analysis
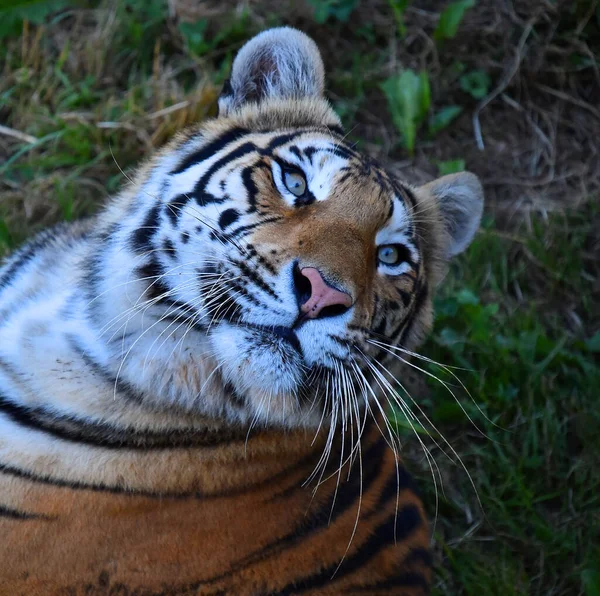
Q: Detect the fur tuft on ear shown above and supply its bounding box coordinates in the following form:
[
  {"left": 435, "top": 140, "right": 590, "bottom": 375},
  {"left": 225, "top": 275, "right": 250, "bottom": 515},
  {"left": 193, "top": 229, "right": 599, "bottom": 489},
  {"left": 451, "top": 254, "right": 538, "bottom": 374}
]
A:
[
  {"left": 218, "top": 27, "right": 325, "bottom": 116},
  {"left": 421, "top": 172, "right": 484, "bottom": 257}
]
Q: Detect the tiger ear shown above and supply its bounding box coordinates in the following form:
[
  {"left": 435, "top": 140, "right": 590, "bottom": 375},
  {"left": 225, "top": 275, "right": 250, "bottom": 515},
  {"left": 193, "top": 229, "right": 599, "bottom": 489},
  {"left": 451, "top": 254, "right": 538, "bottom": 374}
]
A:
[
  {"left": 420, "top": 172, "right": 484, "bottom": 258},
  {"left": 218, "top": 27, "right": 326, "bottom": 116}
]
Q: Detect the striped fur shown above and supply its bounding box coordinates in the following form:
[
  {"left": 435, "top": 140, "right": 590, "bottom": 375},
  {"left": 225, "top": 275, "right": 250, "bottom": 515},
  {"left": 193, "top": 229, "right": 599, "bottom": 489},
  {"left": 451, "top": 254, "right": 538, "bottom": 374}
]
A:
[{"left": 0, "top": 28, "right": 483, "bottom": 594}]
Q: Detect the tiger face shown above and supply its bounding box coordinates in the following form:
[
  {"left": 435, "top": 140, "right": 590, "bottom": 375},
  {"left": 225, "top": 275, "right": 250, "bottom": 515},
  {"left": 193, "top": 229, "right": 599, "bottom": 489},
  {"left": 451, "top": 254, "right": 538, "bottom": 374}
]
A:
[{"left": 103, "top": 28, "right": 483, "bottom": 429}]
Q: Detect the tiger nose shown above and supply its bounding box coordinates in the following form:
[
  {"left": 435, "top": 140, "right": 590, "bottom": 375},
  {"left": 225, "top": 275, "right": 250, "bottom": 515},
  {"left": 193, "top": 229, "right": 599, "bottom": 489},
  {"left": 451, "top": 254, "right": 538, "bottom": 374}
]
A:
[{"left": 296, "top": 267, "right": 353, "bottom": 320}]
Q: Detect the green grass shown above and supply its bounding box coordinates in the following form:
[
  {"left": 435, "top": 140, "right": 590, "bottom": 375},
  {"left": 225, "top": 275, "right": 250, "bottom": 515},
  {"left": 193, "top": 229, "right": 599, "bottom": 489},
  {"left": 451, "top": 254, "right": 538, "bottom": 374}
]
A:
[
  {"left": 419, "top": 206, "right": 600, "bottom": 594},
  {"left": 0, "top": 1, "right": 598, "bottom": 594}
]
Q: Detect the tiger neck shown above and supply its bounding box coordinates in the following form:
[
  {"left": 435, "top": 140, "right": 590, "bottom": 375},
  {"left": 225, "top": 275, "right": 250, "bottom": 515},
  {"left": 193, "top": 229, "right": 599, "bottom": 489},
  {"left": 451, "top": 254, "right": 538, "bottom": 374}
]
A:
[{"left": 0, "top": 379, "right": 332, "bottom": 496}]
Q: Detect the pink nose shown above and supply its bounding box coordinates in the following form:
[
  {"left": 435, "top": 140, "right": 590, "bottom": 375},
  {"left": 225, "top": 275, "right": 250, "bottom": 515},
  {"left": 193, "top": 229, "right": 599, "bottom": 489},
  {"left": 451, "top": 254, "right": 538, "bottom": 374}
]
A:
[{"left": 299, "top": 267, "right": 353, "bottom": 319}]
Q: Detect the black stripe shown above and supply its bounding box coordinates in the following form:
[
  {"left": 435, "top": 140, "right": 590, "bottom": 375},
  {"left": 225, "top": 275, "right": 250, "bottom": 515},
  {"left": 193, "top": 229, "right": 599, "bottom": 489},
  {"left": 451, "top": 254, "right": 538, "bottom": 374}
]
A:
[
  {"left": 0, "top": 504, "right": 53, "bottom": 521},
  {"left": 0, "top": 441, "right": 319, "bottom": 499},
  {"left": 396, "top": 287, "right": 412, "bottom": 308},
  {"left": 386, "top": 299, "right": 400, "bottom": 312},
  {"left": 365, "top": 464, "right": 420, "bottom": 519},
  {"left": 224, "top": 216, "right": 283, "bottom": 241},
  {"left": 170, "top": 126, "right": 345, "bottom": 180},
  {"left": 0, "top": 461, "right": 162, "bottom": 496},
  {"left": 218, "top": 208, "right": 240, "bottom": 230},
  {"left": 129, "top": 205, "right": 161, "bottom": 254},
  {"left": 384, "top": 278, "right": 427, "bottom": 345},
  {"left": 170, "top": 128, "right": 249, "bottom": 175},
  {"left": 388, "top": 197, "right": 394, "bottom": 219},
  {"left": 226, "top": 278, "right": 261, "bottom": 308},
  {"left": 276, "top": 504, "right": 423, "bottom": 594},
  {"left": 246, "top": 245, "right": 277, "bottom": 276},
  {"left": 134, "top": 258, "right": 173, "bottom": 302},
  {"left": 154, "top": 312, "right": 207, "bottom": 334},
  {"left": 158, "top": 295, "right": 199, "bottom": 315},
  {"left": 82, "top": 227, "right": 118, "bottom": 328},
  {"left": 289, "top": 145, "right": 302, "bottom": 160},
  {"left": 223, "top": 382, "right": 246, "bottom": 408},
  {"left": 0, "top": 391, "right": 239, "bottom": 450},
  {"left": 68, "top": 336, "right": 150, "bottom": 406},
  {"left": 303, "top": 146, "right": 317, "bottom": 164},
  {"left": 241, "top": 163, "right": 261, "bottom": 213},
  {"left": 345, "top": 546, "right": 431, "bottom": 592},
  {"left": 325, "top": 145, "right": 359, "bottom": 161},
  {"left": 201, "top": 282, "right": 243, "bottom": 323},
  {"left": 0, "top": 242, "right": 42, "bottom": 292},
  {"left": 163, "top": 238, "right": 176, "bottom": 258},
  {"left": 265, "top": 131, "right": 305, "bottom": 151},
  {"left": 328, "top": 124, "right": 345, "bottom": 136},
  {"left": 193, "top": 142, "right": 258, "bottom": 207},
  {"left": 345, "top": 570, "right": 430, "bottom": 593},
  {"left": 232, "top": 259, "right": 281, "bottom": 302},
  {"left": 404, "top": 546, "right": 433, "bottom": 568},
  {"left": 165, "top": 194, "right": 189, "bottom": 225},
  {"left": 192, "top": 432, "right": 386, "bottom": 588},
  {"left": 397, "top": 182, "right": 419, "bottom": 209},
  {"left": 398, "top": 280, "right": 428, "bottom": 345},
  {"left": 372, "top": 315, "right": 387, "bottom": 338},
  {"left": 338, "top": 171, "right": 355, "bottom": 185},
  {"left": 0, "top": 224, "right": 88, "bottom": 292}
]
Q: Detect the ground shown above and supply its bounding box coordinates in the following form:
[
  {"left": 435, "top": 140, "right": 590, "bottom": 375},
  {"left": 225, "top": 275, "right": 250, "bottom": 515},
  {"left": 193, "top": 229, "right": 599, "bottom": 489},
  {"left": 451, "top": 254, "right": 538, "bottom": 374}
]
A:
[{"left": 0, "top": 1, "right": 599, "bottom": 594}]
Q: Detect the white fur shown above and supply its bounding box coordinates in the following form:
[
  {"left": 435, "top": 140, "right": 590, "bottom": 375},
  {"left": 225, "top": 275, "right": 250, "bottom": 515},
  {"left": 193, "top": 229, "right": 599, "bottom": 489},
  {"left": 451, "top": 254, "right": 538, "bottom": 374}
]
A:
[
  {"left": 424, "top": 172, "right": 484, "bottom": 257},
  {"left": 218, "top": 27, "right": 325, "bottom": 115}
]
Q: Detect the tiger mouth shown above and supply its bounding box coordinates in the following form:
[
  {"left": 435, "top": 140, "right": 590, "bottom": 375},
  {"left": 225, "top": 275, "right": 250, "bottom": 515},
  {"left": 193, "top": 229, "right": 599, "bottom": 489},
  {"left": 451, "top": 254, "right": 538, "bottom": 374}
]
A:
[{"left": 241, "top": 323, "right": 303, "bottom": 355}]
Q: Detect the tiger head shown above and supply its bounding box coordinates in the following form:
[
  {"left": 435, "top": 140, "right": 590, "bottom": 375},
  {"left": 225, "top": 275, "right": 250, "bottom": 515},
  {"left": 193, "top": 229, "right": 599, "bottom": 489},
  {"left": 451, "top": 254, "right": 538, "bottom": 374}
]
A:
[{"left": 103, "top": 28, "right": 483, "bottom": 429}]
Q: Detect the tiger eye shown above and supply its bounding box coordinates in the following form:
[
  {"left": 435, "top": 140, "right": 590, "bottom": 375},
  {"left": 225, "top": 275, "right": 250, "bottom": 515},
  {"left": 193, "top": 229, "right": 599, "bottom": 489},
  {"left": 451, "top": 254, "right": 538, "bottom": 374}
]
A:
[
  {"left": 378, "top": 245, "right": 402, "bottom": 266},
  {"left": 283, "top": 170, "right": 307, "bottom": 197}
]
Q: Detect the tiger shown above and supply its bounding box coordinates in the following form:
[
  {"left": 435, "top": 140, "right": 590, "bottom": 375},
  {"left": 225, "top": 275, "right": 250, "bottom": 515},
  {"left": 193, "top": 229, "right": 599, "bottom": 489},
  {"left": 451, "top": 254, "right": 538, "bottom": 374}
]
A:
[{"left": 0, "top": 27, "right": 483, "bottom": 595}]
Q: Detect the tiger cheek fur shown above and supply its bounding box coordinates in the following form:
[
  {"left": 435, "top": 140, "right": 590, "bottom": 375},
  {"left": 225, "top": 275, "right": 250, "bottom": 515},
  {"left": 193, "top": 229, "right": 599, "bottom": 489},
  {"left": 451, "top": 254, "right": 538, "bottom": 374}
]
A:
[{"left": 0, "top": 27, "right": 483, "bottom": 594}]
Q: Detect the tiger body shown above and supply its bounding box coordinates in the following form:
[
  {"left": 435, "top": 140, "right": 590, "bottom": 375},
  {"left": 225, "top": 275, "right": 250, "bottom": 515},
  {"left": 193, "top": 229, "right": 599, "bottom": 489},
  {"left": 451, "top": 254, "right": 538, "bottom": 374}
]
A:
[
  {"left": 0, "top": 29, "right": 483, "bottom": 594},
  {"left": 1, "top": 421, "right": 429, "bottom": 594}
]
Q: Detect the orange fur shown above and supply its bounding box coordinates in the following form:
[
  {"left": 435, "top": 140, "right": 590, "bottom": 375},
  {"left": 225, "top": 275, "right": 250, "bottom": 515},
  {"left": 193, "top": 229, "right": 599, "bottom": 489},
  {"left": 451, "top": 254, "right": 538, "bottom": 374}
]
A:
[{"left": 1, "top": 421, "right": 430, "bottom": 595}]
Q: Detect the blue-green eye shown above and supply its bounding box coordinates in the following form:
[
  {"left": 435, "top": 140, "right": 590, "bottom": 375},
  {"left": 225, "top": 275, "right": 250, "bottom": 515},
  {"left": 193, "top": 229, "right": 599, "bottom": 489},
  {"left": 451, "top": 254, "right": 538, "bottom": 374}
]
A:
[
  {"left": 283, "top": 170, "right": 307, "bottom": 197},
  {"left": 378, "top": 245, "right": 404, "bottom": 266}
]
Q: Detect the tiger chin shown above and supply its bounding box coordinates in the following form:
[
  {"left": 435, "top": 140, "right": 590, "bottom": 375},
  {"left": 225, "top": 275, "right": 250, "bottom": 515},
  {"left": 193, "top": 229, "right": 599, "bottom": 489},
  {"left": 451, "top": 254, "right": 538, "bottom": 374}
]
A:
[{"left": 0, "top": 28, "right": 483, "bottom": 595}]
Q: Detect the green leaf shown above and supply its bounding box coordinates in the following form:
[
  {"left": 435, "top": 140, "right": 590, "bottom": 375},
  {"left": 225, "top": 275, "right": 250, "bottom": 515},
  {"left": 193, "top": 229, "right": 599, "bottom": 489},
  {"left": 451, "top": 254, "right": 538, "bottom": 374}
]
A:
[
  {"left": 435, "top": 296, "right": 459, "bottom": 317},
  {"left": 456, "top": 288, "right": 479, "bottom": 305},
  {"left": 582, "top": 569, "right": 600, "bottom": 596},
  {"left": 307, "top": 0, "right": 358, "bottom": 23},
  {"left": 381, "top": 70, "right": 431, "bottom": 155},
  {"left": 388, "top": 0, "right": 410, "bottom": 37},
  {"left": 0, "top": 219, "right": 14, "bottom": 249},
  {"left": 460, "top": 70, "right": 491, "bottom": 99},
  {"left": 0, "top": 0, "right": 68, "bottom": 15},
  {"left": 0, "top": 0, "right": 71, "bottom": 40},
  {"left": 436, "top": 327, "right": 465, "bottom": 348},
  {"left": 433, "top": 0, "right": 475, "bottom": 42},
  {"left": 432, "top": 401, "right": 464, "bottom": 423},
  {"left": 388, "top": 407, "right": 431, "bottom": 436},
  {"left": 429, "top": 105, "right": 462, "bottom": 135},
  {"left": 419, "top": 71, "right": 431, "bottom": 117},
  {"left": 586, "top": 332, "right": 600, "bottom": 353},
  {"left": 179, "top": 11, "right": 248, "bottom": 58},
  {"left": 179, "top": 19, "right": 210, "bottom": 56},
  {"left": 437, "top": 159, "right": 466, "bottom": 175}
]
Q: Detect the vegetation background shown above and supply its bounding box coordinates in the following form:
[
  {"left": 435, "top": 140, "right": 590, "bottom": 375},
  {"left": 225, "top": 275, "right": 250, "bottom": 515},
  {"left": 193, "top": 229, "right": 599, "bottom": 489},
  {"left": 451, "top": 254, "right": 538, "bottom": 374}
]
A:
[{"left": 0, "top": 0, "right": 598, "bottom": 593}]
